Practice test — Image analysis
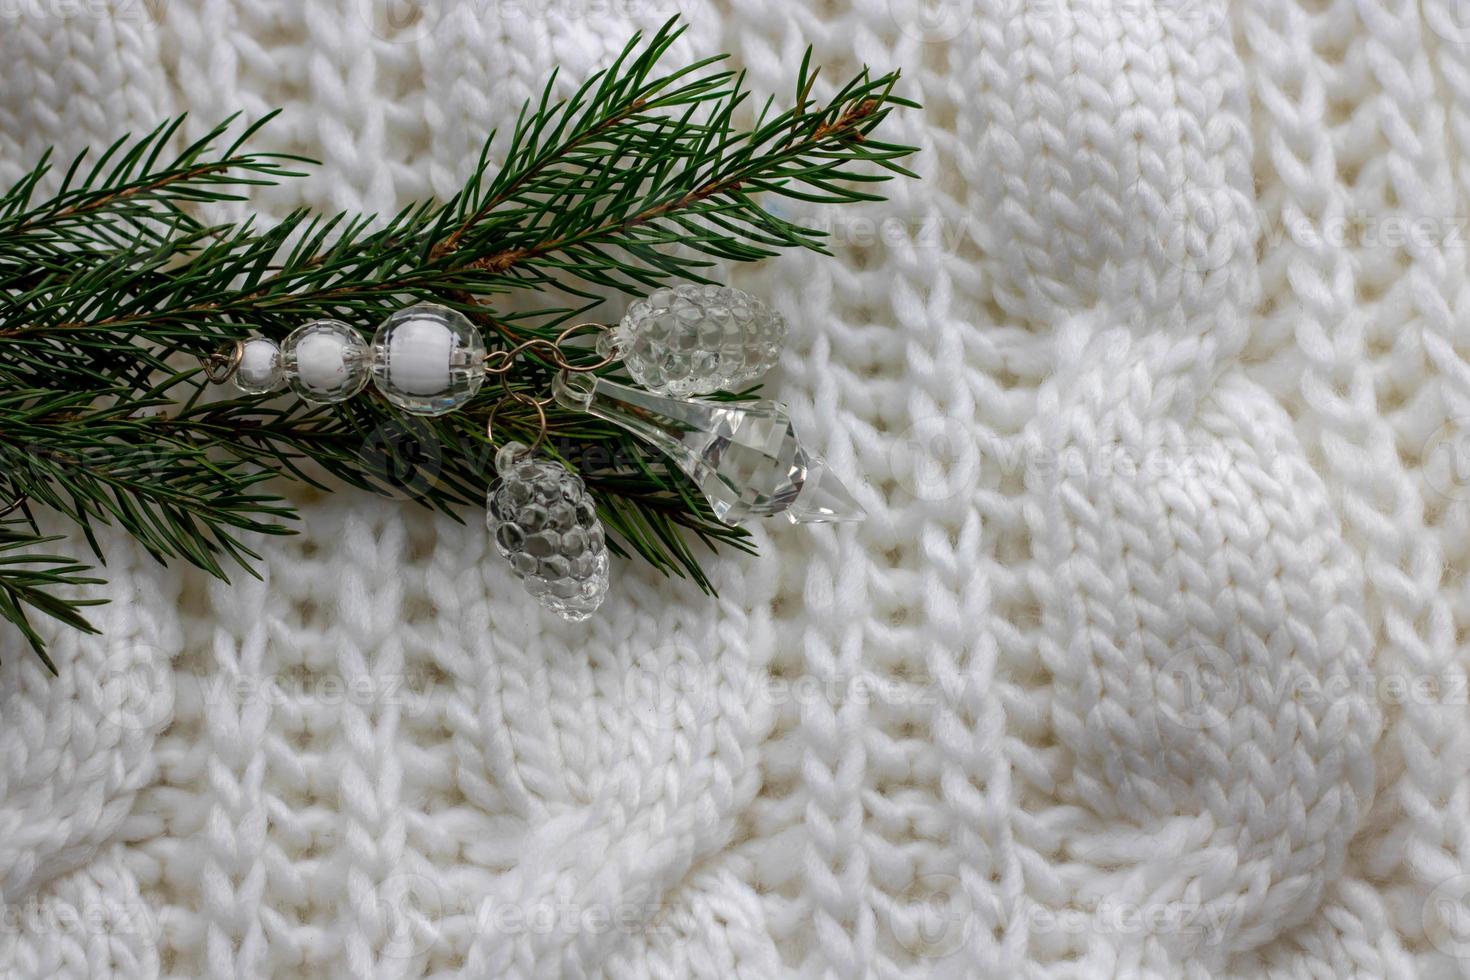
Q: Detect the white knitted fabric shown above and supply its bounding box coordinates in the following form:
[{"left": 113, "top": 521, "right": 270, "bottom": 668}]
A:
[{"left": 2, "top": 0, "right": 1469, "bottom": 977}]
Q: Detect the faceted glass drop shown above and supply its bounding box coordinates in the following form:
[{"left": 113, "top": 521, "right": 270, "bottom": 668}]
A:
[
  {"left": 553, "top": 373, "right": 864, "bottom": 527},
  {"left": 372, "top": 303, "right": 485, "bottom": 415}
]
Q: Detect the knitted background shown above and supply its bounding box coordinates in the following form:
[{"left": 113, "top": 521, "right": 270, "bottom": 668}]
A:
[{"left": 1, "top": 0, "right": 1468, "bottom": 977}]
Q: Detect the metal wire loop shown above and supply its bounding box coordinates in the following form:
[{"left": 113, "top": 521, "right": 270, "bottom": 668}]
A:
[
  {"left": 482, "top": 322, "right": 618, "bottom": 377},
  {"left": 479, "top": 322, "right": 618, "bottom": 457},
  {"left": 486, "top": 390, "right": 551, "bottom": 454},
  {"left": 201, "top": 341, "right": 244, "bottom": 384}
]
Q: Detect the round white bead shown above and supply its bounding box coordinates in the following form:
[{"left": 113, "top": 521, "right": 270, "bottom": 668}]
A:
[
  {"left": 234, "top": 337, "right": 284, "bottom": 394},
  {"left": 387, "top": 317, "right": 455, "bottom": 395},
  {"left": 282, "top": 320, "right": 370, "bottom": 404},
  {"left": 371, "top": 303, "right": 485, "bottom": 415}
]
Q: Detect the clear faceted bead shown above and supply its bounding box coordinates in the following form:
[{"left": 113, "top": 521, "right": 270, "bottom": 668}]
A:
[
  {"left": 554, "top": 373, "right": 864, "bottom": 527},
  {"left": 487, "top": 442, "right": 610, "bottom": 621},
  {"left": 282, "top": 319, "right": 370, "bottom": 404},
  {"left": 234, "top": 337, "right": 285, "bottom": 394},
  {"left": 372, "top": 303, "right": 485, "bottom": 415},
  {"left": 610, "top": 284, "right": 786, "bottom": 396}
]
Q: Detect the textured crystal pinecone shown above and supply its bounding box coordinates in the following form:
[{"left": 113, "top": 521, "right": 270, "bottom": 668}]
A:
[
  {"left": 601, "top": 283, "right": 786, "bottom": 396},
  {"left": 487, "top": 443, "right": 609, "bottom": 621}
]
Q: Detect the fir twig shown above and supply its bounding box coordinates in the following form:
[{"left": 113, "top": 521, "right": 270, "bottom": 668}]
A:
[{"left": 0, "top": 18, "right": 916, "bottom": 666}]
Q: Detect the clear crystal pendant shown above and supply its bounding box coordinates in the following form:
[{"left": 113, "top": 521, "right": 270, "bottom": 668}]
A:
[{"left": 553, "top": 373, "right": 864, "bottom": 527}]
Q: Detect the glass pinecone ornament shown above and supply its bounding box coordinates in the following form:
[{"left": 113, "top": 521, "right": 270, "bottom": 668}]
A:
[
  {"left": 599, "top": 284, "right": 786, "bottom": 396},
  {"left": 487, "top": 442, "right": 609, "bottom": 621}
]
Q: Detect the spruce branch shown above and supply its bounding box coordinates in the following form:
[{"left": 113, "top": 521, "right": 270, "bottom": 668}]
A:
[
  {"left": 0, "top": 520, "right": 104, "bottom": 671},
  {"left": 0, "top": 19, "right": 916, "bottom": 668}
]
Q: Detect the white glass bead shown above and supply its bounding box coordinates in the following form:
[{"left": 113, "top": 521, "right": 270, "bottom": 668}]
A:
[
  {"left": 234, "top": 337, "right": 284, "bottom": 394},
  {"left": 371, "top": 303, "right": 485, "bottom": 415},
  {"left": 282, "top": 320, "right": 370, "bottom": 404}
]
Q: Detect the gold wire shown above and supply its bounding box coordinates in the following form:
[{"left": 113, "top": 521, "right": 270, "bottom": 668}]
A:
[
  {"left": 201, "top": 341, "right": 245, "bottom": 384},
  {"left": 482, "top": 321, "right": 616, "bottom": 453},
  {"left": 482, "top": 322, "right": 618, "bottom": 377},
  {"left": 486, "top": 390, "right": 550, "bottom": 454}
]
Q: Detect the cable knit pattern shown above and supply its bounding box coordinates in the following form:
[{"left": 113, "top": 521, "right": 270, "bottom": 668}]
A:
[{"left": 2, "top": 1, "right": 1469, "bottom": 977}]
